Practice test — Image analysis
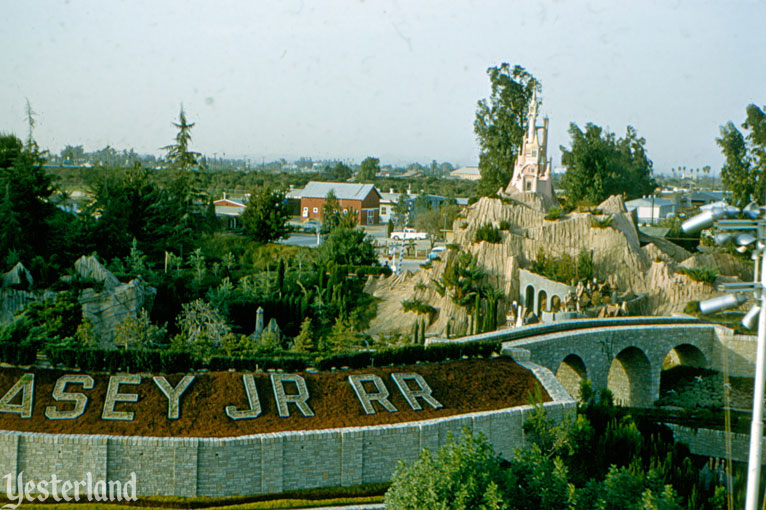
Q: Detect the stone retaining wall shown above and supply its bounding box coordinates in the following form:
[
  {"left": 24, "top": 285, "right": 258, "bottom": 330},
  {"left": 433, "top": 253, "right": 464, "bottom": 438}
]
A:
[
  {"left": 667, "top": 424, "right": 765, "bottom": 464},
  {"left": 0, "top": 362, "right": 575, "bottom": 498}
]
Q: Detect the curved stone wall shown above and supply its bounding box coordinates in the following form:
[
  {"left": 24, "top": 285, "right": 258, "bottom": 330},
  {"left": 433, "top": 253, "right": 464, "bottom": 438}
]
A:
[{"left": 0, "top": 360, "right": 575, "bottom": 498}]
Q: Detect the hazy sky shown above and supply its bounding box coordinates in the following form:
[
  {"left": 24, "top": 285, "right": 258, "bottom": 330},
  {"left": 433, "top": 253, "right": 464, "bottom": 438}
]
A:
[{"left": 2, "top": 0, "right": 764, "bottom": 173}]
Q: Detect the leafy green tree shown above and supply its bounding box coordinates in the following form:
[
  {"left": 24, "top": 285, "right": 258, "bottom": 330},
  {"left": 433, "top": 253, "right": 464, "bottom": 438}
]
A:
[
  {"left": 717, "top": 104, "right": 766, "bottom": 206},
  {"left": 316, "top": 228, "right": 377, "bottom": 267},
  {"left": 86, "top": 166, "right": 208, "bottom": 260},
  {"left": 386, "top": 429, "right": 516, "bottom": 510},
  {"left": 291, "top": 317, "right": 315, "bottom": 352},
  {"left": 113, "top": 309, "right": 166, "bottom": 349},
  {"left": 357, "top": 156, "right": 380, "bottom": 182},
  {"left": 321, "top": 190, "right": 356, "bottom": 234},
  {"left": 329, "top": 161, "right": 352, "bottom": 181},
  {"left": 319, "top": 317, "right": 357, "bottom": 353},
  {"left": 174, "top": 298, "right": 231, "bottom": 357},
  {"left": 474, "top": 63, "right": 539, "bottom": 196},
  {"left": 240, "top": 186, "right": 292, "bottom": 243},
  {"left": 0, "top": 132, "right": 71, "bottom": 276},
  {"left": 561, "top": 123, "right": 656, "bottom": 205},
  {"left": 414, "top": 208, "right": 444, "bottom": 248},
  {"left": 0, "top": 133, "right": 22, "bottom": 169},
  {"left": 163, "top": 106, "right": 200, "bottom": 172}
]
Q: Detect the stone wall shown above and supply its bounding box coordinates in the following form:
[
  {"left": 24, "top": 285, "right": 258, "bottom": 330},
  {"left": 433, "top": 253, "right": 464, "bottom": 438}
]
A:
[
  {"left": 0, "top": 399, "right": 574, "bottom": 498},
  {"left": 709, "top": 329, "right": 757, "bottom": 378},
  {"left": 667, "top": 424, "right": 766, "bottom": 464},
  {"left": 0, "top": 359, "right": 575, "bottom": 498}
]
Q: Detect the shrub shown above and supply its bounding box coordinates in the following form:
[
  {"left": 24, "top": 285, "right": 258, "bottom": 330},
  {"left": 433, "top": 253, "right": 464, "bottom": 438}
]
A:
[
  {"left": 474, "top": 223, "right": 501, "bottom": 243},
  {"left": 0, "top": 341, "right": 37, "bottom": 365},
  {"left": 678, "top": 266, "right": 717, "bottom": 284},
  {"left": 591, "top": 214, "right": 613, "bottom": 229},
  {"left": 684, "top": 300, "right": 700, "bottom": 314},
  {"left": 316, "top": 340, "right": 500, "bottom": 370},
  {"left": 544, "top": 207, "right": 563, "bottom": 220},
  {"left": 460, "top": 221, "right": 469, "bottom": 229},
  {"left": 498, "top": 220, "right": 511, "bottom": 230},
  {"left": 386, "top": 429, "right": 510, "bottom": 509},
  {"left": 401, "top": 299, "right": 436, "bottom": 316}
]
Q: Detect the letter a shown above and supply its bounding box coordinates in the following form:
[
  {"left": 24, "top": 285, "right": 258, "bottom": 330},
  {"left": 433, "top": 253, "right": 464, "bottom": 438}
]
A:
[{"left": 0, "top": 373, "right": 34, "bottom": 418}]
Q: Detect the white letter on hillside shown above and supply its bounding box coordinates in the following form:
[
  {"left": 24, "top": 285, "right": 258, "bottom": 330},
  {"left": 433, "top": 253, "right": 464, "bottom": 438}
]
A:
[
  {"left": 0, "top": 373, "right": 34, "bottom": 418},
  {"left": 45, "top": 374, "right": 94, "bottom": 420},
  {"left": 153, "top": 375, "right": 194, "bottom": 420},
  {"left": 348, "top": 374, "right": 398, "bottom": 414},
  {"left": 271, "top": 373, "right": 314, "bottom": 417},
  {"left": 391, "top": 373, "right": 443, "bottom": 411},
  {"left": 225, "top": 374, "right": 262, "bottom": 420},
  {"left": 101, "top": 375, "right": 141, "bottom": 421}
]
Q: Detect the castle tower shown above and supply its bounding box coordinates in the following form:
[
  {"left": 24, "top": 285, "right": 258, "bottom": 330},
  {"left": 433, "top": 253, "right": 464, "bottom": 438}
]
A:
[{"left": 505, "top": 91, "right": 555, "bottom": 200}]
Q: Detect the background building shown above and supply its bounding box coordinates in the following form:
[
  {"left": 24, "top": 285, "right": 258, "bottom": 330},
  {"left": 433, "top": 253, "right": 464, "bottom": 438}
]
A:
[{"left": 299, "top": 181, "right": 381, "bottom": 225}]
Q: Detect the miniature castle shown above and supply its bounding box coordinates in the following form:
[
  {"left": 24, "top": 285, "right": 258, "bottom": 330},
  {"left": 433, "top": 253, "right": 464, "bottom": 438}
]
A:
[{"left": 505, "top": 91, "right": 555, "bottom": 201}]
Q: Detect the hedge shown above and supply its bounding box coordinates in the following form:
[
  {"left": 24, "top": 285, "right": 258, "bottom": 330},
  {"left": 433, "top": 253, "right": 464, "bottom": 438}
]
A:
[
  {"left": 316, "top": 341, "right": 500, "bottom": 371},
  {"left": 26, "top": 340, "right": 502, "bottom": 374},
  {"left": 0, "top": 341, "right": 37, "bottom": 365}
]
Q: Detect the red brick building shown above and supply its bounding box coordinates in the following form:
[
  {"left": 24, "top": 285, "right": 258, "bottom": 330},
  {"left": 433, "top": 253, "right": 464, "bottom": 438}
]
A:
[{"left": 299, "top": 182, "right": 381, "bottom": 225}]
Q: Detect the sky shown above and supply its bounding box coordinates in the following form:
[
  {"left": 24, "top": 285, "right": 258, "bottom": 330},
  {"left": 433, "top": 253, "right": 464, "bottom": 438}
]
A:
[{"left": 1, "top": 0, "right": 764, "bottom": 174}]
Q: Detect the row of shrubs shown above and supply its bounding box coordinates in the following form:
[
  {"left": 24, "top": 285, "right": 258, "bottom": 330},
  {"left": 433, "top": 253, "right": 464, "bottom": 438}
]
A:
[
  {"left": 27, "top": 340, "right": 502, "bottom": 374},
  {"left": 0, "top": 341, "right": 37, "bottom": 366}
]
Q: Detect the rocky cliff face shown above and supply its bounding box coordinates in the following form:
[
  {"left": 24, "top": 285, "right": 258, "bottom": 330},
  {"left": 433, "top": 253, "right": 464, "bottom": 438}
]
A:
[
  {"left": 0, "top": 256, "right": 156, "bottom": 348},
  {"left": 74, "top": 256, "right": 157, "bottom": 347},
  {"left": 365, "top": 193, "right": 746, "bottom": 337}
]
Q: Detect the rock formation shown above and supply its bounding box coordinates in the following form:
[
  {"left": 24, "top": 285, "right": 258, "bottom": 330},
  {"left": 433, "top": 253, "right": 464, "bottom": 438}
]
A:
[
  {"left": 365, "top": 193, "right": 748, "bottom": 337},
  {"left": 73, "top": 255, "right": 157, "bottom": 347}
]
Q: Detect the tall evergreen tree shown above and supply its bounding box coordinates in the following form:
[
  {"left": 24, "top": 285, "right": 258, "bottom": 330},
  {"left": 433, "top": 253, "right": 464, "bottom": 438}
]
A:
[
  {"left": 240, "top": 186, "right": 292, "bottom": 243},
  {"left": 163, "top": 106, "right": 200, "bottom": 172}
]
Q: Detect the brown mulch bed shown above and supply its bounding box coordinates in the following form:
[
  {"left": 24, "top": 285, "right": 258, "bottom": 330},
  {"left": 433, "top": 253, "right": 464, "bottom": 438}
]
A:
[{"left": 0, "top": 357, "right": 548, "bottom": 438}]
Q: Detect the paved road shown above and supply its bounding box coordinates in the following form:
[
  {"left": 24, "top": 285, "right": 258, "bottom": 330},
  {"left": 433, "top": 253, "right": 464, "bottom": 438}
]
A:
[
  {"left": 280, "top": 232, "right": 322, "bottom": 247},
  {"left": 280, "top": 227, "right": 433, "bottom": 275}
]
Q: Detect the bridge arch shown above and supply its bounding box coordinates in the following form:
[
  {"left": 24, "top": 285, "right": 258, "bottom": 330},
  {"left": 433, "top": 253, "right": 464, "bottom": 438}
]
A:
[
  {"left": 662, "top": 343, "right": 708, "bottom": 370},
  {"left": 608, "top": 346, "right": 652, "bottom": 407},
  {"left": 556, "top": 354, "right": 587, "bottom": 401},
  {"left": 550, "top": 295, "right": 562, "bottom": 313},
  {"left": 525, "top": 285, "right": 535, "bottom": 313},
  {"left": 537, "top": 290, "right": 547, "bottom": 315}
]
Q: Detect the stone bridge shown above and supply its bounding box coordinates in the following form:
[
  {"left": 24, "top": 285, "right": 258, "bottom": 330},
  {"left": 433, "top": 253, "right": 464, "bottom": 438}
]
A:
[
  {"left": 428, "top": 317, "right": 747, "bottom": 407},
  {"left": 505, "top": 323, "right": 719, "bottom": 406}
]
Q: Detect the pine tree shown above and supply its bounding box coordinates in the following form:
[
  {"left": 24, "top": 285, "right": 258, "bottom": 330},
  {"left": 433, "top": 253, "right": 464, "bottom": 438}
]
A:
[
  {"left": 163, "top": 106, "right": 200, "bottom": 172},
  {"left": 291, "top": 317, "right": 314, "bottom": 352}
]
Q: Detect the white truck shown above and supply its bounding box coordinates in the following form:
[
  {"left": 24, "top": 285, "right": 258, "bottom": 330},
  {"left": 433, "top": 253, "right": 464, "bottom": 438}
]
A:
[{"left": 390, "top": 227, "right": 428, "bottom": 240}]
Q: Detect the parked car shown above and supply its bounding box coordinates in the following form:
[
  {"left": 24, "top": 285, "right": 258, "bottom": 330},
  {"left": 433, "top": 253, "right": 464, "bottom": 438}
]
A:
[
  {"left": 427, "top": 246, "right": 446, "bottom": 260},
  {"left": 390, "top": 228, "right": 428, "bottom": 240},
  {"left": 302, "top": 220, "right": 321, "bottom": 233}
]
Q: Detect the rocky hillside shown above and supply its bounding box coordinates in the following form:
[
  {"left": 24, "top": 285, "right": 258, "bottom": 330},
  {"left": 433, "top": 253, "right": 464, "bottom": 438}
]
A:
[{"left": 366, "top": 192, "right": 750, "bottom": 337}]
